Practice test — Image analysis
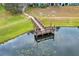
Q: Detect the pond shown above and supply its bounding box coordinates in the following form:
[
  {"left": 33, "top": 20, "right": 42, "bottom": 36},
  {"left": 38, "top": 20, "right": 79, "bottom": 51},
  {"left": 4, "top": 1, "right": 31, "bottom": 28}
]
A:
[{"left": 0, "top": 27, "right": 79, "bottom": 56}]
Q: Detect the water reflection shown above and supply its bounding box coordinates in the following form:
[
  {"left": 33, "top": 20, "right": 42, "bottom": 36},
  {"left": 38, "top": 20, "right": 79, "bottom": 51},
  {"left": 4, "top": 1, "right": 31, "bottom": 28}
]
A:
[
  {"left": 0, "top": 27, "right": 79, "bottom": 56},
  {"left": 55, "top": 27, "right": 79, "bottom": 56}
]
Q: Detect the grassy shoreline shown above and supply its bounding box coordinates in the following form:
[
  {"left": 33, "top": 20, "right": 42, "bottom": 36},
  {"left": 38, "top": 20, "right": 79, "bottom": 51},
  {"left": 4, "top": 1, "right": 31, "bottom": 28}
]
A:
[
  {"left": 0, "top": 6, "right": 34, "bottom": 44},
  {"left": 0, "top": 15, "right": 34, "bottom": 43},
  {"left": 37, "top": 16, "right": 79, "bottom": 27},
  {"left": 0, "top": 29, "right": 34, "bottom": 44}
]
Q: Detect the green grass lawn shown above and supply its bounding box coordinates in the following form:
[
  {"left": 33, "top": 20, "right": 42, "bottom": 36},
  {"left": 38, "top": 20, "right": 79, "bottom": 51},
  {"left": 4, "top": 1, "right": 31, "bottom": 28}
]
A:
[
  {"left": 38, "top": 16, "right": 79, "bottom": 27},
  {"left": 0, "top": 6, "right": 34, "bottom": 43}
]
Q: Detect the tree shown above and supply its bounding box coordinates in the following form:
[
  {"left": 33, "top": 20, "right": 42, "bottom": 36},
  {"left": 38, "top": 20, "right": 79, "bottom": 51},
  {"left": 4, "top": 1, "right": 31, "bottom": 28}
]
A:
[
  {"left": 4, "top": 3, "right": 28, "bottom": 14},
  {"left": 69, "top": 3, "right": 79, "bottom": 6},
  {"left": 32, "top": 3, "right": 49, "bottom": 8}
]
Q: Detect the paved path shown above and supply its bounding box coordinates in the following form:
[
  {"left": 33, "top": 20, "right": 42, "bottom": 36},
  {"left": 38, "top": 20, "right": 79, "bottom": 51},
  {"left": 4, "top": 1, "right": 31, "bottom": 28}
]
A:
[{"left": 23, "top": 13, "right": 45, "bottom": 31}]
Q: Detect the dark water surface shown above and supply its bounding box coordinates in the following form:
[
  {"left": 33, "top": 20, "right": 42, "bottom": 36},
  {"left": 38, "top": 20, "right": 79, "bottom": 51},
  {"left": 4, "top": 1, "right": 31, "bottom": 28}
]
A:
[{"left": 0, "top": 27, "right": 79, "bottom": 56}]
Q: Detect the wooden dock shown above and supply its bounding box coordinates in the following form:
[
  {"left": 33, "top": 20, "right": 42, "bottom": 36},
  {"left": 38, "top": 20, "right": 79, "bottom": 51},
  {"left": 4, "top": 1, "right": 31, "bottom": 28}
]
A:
[
  {"left": 30, "top": 16, "right": 55, "bottom": 40},
  {"left": 24, "top": 13, "right": 55, "bottom": 41}
]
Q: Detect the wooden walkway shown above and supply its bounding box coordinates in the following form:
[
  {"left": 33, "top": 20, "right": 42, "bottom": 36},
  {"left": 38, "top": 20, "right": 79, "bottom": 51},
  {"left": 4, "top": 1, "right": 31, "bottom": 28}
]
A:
[
  {"left": 24, "top": 13, "right": 55, "bottom": 40},
  {"left": 30, "top": 16, "right": 45, "bottom": 31}
]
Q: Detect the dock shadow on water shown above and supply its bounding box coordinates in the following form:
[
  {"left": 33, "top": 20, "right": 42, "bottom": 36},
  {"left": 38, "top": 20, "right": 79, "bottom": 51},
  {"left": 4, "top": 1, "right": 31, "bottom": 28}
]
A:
[
  {"left": 0, "top": 27, "right": 79, "bottom": 56},
  {"left": 34, "top": 32, "right": 54, "bottom": 43}
]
